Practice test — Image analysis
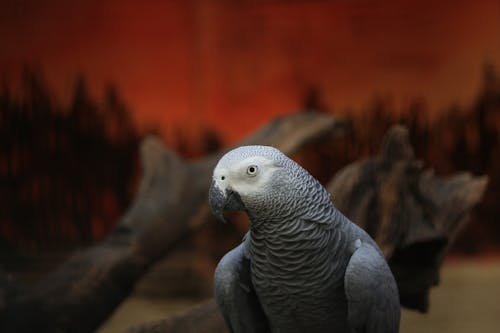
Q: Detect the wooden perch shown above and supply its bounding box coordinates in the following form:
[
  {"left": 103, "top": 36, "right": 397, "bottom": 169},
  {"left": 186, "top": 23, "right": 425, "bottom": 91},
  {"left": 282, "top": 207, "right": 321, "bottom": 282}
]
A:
[
  {"left": 125, "top": 124, "right": 488, "bottom": 333},
  {"left": 126, "top": 300, "right": 224, "bottom": 333},
  {"left": 0, "top": 113, "right": 348, "bottom": 333},
  {"left": 328, "top": 125, "right": 488, "bottom": 311}
]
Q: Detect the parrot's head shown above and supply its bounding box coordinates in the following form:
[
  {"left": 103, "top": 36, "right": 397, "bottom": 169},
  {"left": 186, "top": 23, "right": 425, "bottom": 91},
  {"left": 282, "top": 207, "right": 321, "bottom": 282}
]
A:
[{"left": 209, "top": 145, "right": 296, "bottom": 224}]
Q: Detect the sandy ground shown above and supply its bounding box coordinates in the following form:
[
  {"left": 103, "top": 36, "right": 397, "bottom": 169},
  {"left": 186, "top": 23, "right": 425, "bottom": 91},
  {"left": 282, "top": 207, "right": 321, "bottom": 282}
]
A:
[
  {"left": 400, "top": 259, "right": 500, "bottom": 333},
  {"left": 98, "top": 258, "right": 500, "bottom": 333}
]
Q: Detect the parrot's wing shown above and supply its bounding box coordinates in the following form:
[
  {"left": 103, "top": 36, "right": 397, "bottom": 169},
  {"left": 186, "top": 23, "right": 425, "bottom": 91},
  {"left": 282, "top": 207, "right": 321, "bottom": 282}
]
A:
[
  {"left": 214, "top": 234, "right": 270, "bottom": 333},
  {"left": 344, "top": 241, "right": 400, "bottom": 333}
]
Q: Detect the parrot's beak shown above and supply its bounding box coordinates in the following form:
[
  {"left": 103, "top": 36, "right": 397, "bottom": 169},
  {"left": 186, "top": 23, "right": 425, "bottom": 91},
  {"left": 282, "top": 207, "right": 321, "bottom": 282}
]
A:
[{"left": 209, "top": 180, "right": 244, "bottom": 223}]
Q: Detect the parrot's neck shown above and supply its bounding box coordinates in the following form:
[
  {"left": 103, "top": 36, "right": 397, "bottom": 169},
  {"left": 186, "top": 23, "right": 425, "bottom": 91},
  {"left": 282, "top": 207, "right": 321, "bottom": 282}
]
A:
[
  {"left": 248, "top": 205, "right": 347, "bottom": 256},
  {"left": 246, "top": 179, "right": 350, "bottom": 278},
  {"left": 248, "top": 202, "right": 349, "bottom": 274}
]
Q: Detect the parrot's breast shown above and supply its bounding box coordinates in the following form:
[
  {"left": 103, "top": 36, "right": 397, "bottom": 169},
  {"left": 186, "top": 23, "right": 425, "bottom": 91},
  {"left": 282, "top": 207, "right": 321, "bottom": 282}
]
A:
[{"left": 249, "top": 218, "right": 351, "bottom": 332}]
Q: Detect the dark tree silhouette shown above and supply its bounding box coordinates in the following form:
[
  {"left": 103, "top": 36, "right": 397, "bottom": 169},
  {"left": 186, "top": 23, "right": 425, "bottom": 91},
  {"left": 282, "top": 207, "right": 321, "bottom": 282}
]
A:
[{"left": 0, "top": 70, "right": 139, "bottom": 251}]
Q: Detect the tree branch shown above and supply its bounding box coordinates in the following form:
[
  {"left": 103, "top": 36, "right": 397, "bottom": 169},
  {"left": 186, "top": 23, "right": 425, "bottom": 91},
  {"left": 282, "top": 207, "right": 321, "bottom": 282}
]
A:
[{"left": 328, "top": 125, "right": 488, "bottom": 311}]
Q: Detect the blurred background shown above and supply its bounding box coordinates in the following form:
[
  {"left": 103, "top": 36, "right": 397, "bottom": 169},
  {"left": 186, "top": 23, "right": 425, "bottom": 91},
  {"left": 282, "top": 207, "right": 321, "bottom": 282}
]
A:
[{"left": 1, "top": 0, "right": 499, "bottom": 332}]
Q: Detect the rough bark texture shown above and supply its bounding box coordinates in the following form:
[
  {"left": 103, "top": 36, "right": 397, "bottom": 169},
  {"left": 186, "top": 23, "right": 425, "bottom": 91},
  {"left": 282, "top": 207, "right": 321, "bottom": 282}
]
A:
[
  {"left": 126, "top": 300, "right": 224, "bottom": 333},
  {"left": 328, "top": 125, "right": 488, "bottom": 312},
  {"left": 0, "top": 113, "right": 348, "bottom": 333},
  {"left": 125, "top": 124, "right": 488, "bottom": 333}
]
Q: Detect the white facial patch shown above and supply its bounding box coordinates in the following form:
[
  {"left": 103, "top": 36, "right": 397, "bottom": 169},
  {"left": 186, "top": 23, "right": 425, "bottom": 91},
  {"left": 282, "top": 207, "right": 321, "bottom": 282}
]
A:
[{"left": 213, "top": 156, "right": 281, "bottom": 197}]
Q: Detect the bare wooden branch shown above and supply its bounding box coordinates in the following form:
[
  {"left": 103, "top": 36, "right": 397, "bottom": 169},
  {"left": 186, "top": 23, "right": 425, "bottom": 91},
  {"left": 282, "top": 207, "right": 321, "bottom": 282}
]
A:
[
  {"left": 328, "top": 125, "right": 488, "bottom": 312},
  {"left": 125, "top": 300, "right": 225, "bottom": 333},
  {"left": 1, "top": 113, "right": 348, "bottom": 333}
]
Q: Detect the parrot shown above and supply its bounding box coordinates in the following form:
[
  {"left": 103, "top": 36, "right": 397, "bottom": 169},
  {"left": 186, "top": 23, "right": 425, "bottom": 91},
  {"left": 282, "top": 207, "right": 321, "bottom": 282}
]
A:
[{"left": 209, "top": 145, "right": 400, "bottom": 333}]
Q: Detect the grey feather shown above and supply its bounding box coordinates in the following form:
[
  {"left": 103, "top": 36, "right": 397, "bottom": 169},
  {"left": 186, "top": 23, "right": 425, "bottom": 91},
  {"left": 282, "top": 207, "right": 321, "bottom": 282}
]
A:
[
  {"left": 345, "top": 240, "right": 400, "bottom": 333},
  {"left": 214, "top": 234, "right": 270, "bottom": 333},
  {"left": 210, "top": 145, "right": 400, "bottom": 333}
]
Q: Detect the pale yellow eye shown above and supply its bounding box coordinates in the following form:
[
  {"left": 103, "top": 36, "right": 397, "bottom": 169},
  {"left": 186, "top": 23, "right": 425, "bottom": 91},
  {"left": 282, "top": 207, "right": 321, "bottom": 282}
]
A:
[{"left": 246, "top": 165, "right": 258, "bottom": 176}]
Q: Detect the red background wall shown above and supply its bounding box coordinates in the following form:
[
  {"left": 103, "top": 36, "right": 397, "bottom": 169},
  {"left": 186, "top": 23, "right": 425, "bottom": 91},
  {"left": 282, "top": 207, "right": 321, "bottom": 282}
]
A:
[{"left": 1, "top": 0, "right": 499, "bottom": 142}]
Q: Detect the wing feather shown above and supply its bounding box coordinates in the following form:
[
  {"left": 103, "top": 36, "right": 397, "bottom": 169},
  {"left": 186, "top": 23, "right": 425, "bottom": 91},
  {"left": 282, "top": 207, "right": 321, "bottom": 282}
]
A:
[
  {"left": 344, "top": 242, "right": 400, "bottom": 333},
  {"left": 214, "top": 234, "right": 270, "bottom": 333}
]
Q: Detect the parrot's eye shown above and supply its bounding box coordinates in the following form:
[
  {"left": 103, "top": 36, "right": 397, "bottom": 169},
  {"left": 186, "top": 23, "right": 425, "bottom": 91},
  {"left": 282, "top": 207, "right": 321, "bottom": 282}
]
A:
[{"left": 246, "top": 165, "right": 258, "bottom": 176}]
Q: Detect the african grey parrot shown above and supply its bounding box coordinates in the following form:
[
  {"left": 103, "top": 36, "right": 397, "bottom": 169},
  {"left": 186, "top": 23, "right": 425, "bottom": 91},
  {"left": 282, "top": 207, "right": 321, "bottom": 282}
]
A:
[{"left": 209, "top": 145, "right": 400, "bottom": 333}]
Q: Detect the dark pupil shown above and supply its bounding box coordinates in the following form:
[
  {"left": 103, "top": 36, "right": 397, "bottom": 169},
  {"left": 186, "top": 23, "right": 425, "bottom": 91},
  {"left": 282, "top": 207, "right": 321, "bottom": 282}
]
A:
[
  {"left": 249, "top": 167, "right": 255, "bottom": 173},
  {"left": 221, "top": 176, "right": 225, "bottom": 180}
]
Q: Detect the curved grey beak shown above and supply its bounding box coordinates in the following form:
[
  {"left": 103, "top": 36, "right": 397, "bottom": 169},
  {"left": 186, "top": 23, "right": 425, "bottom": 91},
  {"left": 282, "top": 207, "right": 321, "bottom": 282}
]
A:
[{"left": 209, "top": 180, "right": 244, "bottom": 223}]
